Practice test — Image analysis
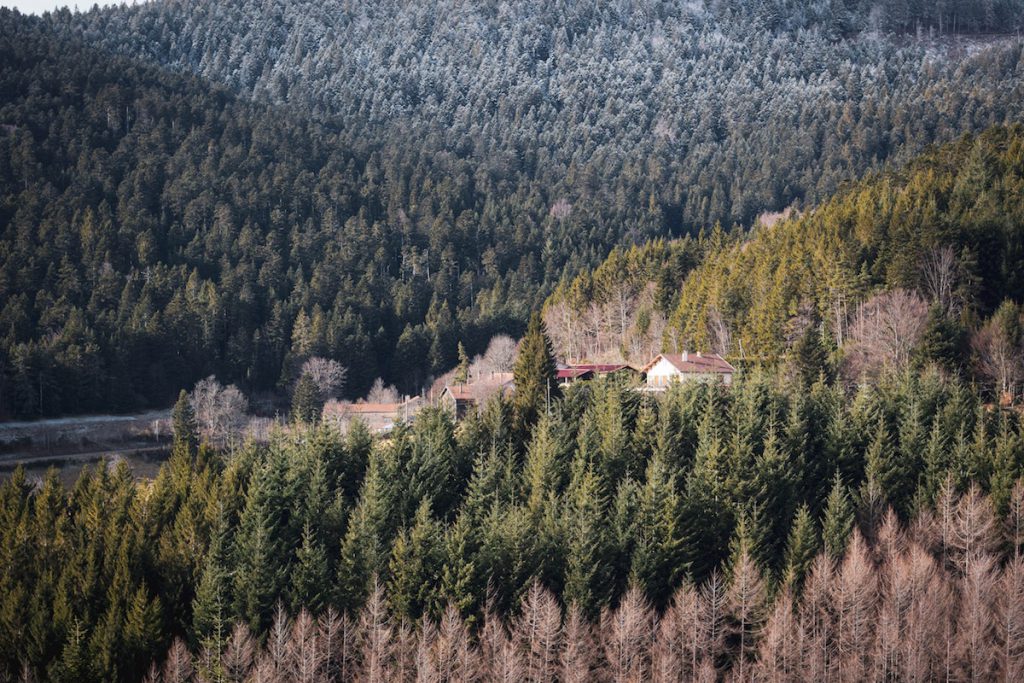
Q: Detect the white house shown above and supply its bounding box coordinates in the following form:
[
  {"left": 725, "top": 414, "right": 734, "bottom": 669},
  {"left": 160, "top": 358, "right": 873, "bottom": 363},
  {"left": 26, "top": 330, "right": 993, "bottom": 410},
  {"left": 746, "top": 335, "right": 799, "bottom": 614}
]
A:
[{"left": 641, "top": 351, "right": 735, "bottom": 389}]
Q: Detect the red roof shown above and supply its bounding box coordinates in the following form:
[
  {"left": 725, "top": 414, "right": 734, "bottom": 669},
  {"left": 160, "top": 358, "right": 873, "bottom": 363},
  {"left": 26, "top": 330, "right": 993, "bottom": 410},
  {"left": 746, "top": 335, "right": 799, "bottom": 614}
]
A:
[
  {"left": 569, "top": 363, "right": 634, "bottom": 374},
  {"left": 642, "top": 352, "right": 735, "bottom": 375},
  {"left": 557, "top": 368, "right": 594, "bottom": 380}
]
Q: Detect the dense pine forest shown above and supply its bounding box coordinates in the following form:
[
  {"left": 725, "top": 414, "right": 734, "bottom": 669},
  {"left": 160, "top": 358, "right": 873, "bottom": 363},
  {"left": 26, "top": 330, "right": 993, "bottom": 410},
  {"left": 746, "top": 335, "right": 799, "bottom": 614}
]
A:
[
  {"left": 544, "top": 124, "right": 1024, "bottom": 382},
  {"left": 4, "top": 0, "right": 1024, "bottom": 681},
  {"left": 5, "top": 347, "right": 1024, "bottom": 680},
  {"left": 3, "top": 1, "right": 1024, "bottom": 417}
]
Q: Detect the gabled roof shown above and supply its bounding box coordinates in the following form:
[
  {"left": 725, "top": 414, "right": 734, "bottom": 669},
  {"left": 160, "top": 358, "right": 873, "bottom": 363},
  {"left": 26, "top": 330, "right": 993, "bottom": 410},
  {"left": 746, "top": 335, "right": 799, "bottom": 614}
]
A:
[
  {"left": 323, "top": 397, "right": 421, "bottom": 417},
  {"left": 642, "top": 352, "right": 735, "bottom": 375},
  {"left": 557, "top": 368, "right": 594, "bottom": 380},
  {"left": 569, "top": 363, "right": 636, "bottom": 374}
]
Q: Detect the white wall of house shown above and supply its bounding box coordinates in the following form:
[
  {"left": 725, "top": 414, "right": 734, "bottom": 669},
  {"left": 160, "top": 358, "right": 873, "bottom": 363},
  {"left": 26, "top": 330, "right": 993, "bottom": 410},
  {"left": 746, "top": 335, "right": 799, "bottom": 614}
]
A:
[
  {"left": 644, "top": 356, "right": 733, "bottom": 387},
  {"left": 646, "top": 357, "right": 682, "bottom": 388}
]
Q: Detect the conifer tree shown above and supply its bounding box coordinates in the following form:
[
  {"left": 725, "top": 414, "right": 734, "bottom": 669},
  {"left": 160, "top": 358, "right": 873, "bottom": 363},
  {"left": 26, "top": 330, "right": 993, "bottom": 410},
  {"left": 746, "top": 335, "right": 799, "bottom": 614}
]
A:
[
  {"left": 171, "top": 389, "right": 199, "bottom": 454},
  {"left": 793, "top": 321, "right": 831, "bottom": 386},
  {"left": 388, "top": 499, "right": 444, "bottom": 620},
  {"left": 454, "top": 342, "right": 470, "bottom": 385},
  {"left": 524, "top": 415, "right": 566, "bottom": 512},
  {"left": 629, "top": 454, "right": 684, "bottom": 607},
  {"left": 863, "top": 416, "right": 912, "bottom": 516},
  {"left": 290, "top": 522, "right": 329, "bottom": 614},
  {"left": 337, "top": 450, "right": 394, "bottom": 611},
  {"left": 291, "top": 372, "right": 321, "bottom": 424},
  {"left": 512, "top": 312, "right": 559, "bottom": 437},
  {"left": 782, "top": 504, "right": 819, "bottom": 590},
  {"left": 823, "top": 472, "right": 855, "bottom": 560},
  {"left": 434, "top": 514, "right": 478, "bottom": 620},
  {"left": 193, "top": 513, "right": 231, "bottom": 649},
  {"left": 563, "top": 464, "right": 611, "bottom": 617}
]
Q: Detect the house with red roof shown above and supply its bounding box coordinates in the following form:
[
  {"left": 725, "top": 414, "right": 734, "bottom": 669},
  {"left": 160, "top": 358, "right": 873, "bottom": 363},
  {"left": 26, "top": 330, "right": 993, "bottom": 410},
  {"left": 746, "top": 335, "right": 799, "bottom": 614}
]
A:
[
  {"left": 557, "top": 367, "right": 595, "bottom": 386},
  {"left": 556, "top": 363, "right": 641, "bottom": 387},
  {"left": 322, "top": 397, "right": 423, "bottom": 433},
  {"left": 641, "top": 351, "right": 735, "bottom": 389}
]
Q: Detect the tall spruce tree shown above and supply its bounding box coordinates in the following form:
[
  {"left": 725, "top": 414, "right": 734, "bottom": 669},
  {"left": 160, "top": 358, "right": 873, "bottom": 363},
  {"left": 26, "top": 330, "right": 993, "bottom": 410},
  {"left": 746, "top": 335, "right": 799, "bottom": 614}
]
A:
[
  {"left": 454, "top": 342, "right": 470, "bottom": 385},
  {"left": 512, "top": 312, "right": 558, "bottom": 438},
  {"left": 822, "top": 472, "right": 855, "bottom": 559},
  {"left": 782, "top": 504, "right": 818, "bottom": 590},
  {"left": 291, "top": 373, "right": 321, "bottom": 424},
  {"left": 290, "top": 522, "right": 329, "bottom": 614},
  {"left": 171, "top": 389, "right": 199, "bottom": 455}
]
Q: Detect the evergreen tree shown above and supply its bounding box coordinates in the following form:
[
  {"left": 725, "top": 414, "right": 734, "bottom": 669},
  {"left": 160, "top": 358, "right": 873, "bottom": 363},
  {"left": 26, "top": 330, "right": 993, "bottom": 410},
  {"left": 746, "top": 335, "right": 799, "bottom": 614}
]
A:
[
  {"left": 862, "top": 416, "right": 912, "bottom": 515},
  {"left": 171, "top": 389, "right": 199, "bottom": 454},
  {"left": 387, "top": 499, "right": 444, "bottom": 620},
  {"left": 434, "top": 514, "right": 479, "bottom": 620},
  {"left": 290, "top": 522, "right": 330, "bottom": 614},
  {"left": 454, "top": 342, "right": 470, "bottom": 385},
  {"left": 291, "top": 372, "right": 321, "bottom": 424},
  {"left": 914, "top": 305, "right": 967, "bottom": 372},
  {"left": 563, "top": 464, "right": 611, "bottom": 617},
  {"left": 512, "top": 312, "right": 559, "bottom": 437},
  {"left": 192, "top": 513, "right": 232, "bottom": 650},
  {"left": 793, "top": 320, "right": 831, "bottom": 386},
  {"left": 782, "top": 504, "right": 818, "bottom": 590},
  {"left": 629, "top": 454, "right": 683, "bottom": 607},
  {"left": 822, "top": 472, "right": 855, "bottom": 559},
  {"left": 336, "top": 453, "right": 391, "bottom": 611}
]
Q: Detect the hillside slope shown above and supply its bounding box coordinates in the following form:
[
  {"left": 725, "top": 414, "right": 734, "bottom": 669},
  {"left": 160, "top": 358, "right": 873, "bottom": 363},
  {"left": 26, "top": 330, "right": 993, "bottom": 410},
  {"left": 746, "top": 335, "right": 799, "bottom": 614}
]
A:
[
  {"left": 48, "top": 0, "right": 1024, "bottom": 231},
  {"left": 545, "top": 124, "right": 1024, "bottom": 377}
]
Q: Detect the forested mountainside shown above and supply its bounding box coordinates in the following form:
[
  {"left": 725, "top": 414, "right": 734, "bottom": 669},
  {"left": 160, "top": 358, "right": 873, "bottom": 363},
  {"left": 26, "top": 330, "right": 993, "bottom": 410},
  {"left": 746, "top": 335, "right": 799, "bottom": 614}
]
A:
[
  {"left": 545, "top": 124, "right": 1024, "bottom": 382},
  {"left": 48, "top": 0, "right": 1024, "bottom": 231},
  {"left": 5, "top": 359, "right": 1024, "bottom": 681},
  {"left": 0, "top": 15, "right": 536, "bottom": 419},
  {"left": 2, "top": 3, "right": 1023, "bottom": 418}
]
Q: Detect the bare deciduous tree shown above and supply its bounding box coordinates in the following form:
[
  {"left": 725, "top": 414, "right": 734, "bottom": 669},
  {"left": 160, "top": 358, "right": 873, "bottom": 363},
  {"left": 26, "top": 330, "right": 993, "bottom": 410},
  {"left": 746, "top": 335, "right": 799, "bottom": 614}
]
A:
[
  {"left": 920, "top": 245, "right": 966, "bottom": 315},
  {"left": 481, "top": 335, "right": 518, "bottom": 374},
  {"left": 222, "top": 623, "right": 255, "bottom": 683},
  {"left": 289, "top": 609, "right": 322, "bottom": 683},
  {"left": 300, "top": 357, "right": 347, "bottom": 401},
  {"left": 832, "top": 530, "right": 877, "bottom": 683},
  {"left": 999, "top": 556, "right": 1024, "bottom": 682},
  {"left": 601, "top": 585, "right": 654, "bottom": 683},
  {"left": 973, "top": 317, "right": 1022, "bottom": 403},
  {"left": 843, "top": 289, "right": 928, "bottom": 381},
  {"left": 753, "top": 588, "right": 797, "bottom": 682},
  {"left": 357, "top": 580, "right": 392, "bottom": 683},
  {"left": 560, "top": 604, "right": 595, "bottom": 683},
  {"left": 728, "top": 549, "right": 766, "bottom": 680},
  {"left": 162, "top": 638, "right": 194, "bottom": 683},
  {"left": 706, "top": 305, "right": 732, "bottom": 357},
  {"left": 951, "top": 484, "right": 998, "bottom": 576},
  {"left": 365, "top": 378, "right": 400, "bottom": 404},
  {"left": 798, "top": 554, "right": 835, "bottom": 681},
  {"left": 189, "top": 376, "right": 249, "bottom": 445},
  {"left": 511, "top": 583, "right": 561, "bottom": 683},
  {"left": 479, "top": 608, "right": 522, "bottom": 683},
  {"left": 956, "top": 551, "right": 998, "bottom": 681},
  {"left": 652, "top": 582, "right": 703, "bottom": 681}
]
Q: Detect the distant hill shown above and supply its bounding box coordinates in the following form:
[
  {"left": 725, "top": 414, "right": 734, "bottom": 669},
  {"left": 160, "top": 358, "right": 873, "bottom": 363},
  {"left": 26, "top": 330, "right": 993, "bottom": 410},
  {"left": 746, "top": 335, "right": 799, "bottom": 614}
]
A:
[
  {"left": 45, "top": 0, "right": 1024, "bottom": 230},
  {"left": 544, "top": 124, "right": 1024, "bottom": 383},
  {"left": 2, "top": 2, "right": 1024, "bottom": 417}
]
